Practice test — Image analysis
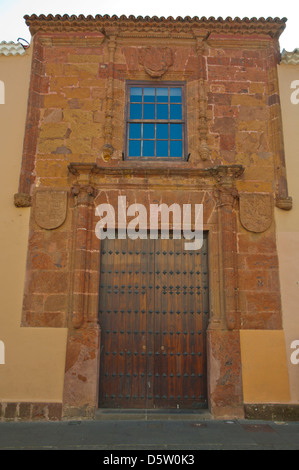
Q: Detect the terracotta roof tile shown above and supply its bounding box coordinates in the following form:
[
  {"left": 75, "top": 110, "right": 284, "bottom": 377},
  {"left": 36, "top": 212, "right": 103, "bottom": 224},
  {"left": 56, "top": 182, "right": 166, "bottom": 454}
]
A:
[
  {"left": 0, "top": 41, "right": 26, "bottom": 56},
  {"left": 23, "top": 14, "right": 287, "bottom": 38},
  {"left": 281, "top": 48, "right": 299, "bottom": 64}
]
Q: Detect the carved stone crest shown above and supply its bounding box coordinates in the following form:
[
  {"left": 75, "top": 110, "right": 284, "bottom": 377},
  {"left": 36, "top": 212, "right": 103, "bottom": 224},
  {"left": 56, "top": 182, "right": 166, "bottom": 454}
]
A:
[
  {"left": 239, "top": 192, "right": 273, "bottom": 233},
  {"left": 35, "top": 189, "right": 67, "bottom": 230},
  {"left": 139, "top": 47, "right": 173, "bottom": 78}
]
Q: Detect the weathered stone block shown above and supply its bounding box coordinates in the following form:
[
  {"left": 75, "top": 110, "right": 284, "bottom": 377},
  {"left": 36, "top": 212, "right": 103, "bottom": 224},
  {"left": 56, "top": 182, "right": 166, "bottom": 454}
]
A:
[
  {"left": 50, "top": 76, "right": 79, "bottom": 91},
  {"left": 231, "top": 94, "right": 266, "bottom": 106},
  {"left": 64, "top": 63, "right": 99, "bottom": 78},
  {"left": 42, "top": 109, "right": 63, "bottom": 124},
  {"left": 67, "top": 54, "right": 104, "bottom": 63},
  {"left": 38, "top": 139, "right": 65, "bottom": 154},
  {"left": 62, "top": 87, "right": 91, "bottom": 99},
  {"left": 67, "top": 138, "right": 92, "bottom": 153},
  {"left": 212, "top": 116, "right": 237, "bottom": 134},
  {"left": 35, "top": 161, "right": 69, "bottom": 178},
  {"left": 46, "top": 63, "right": 64, "bottom": 76},
  {"left": 70, "top": 122, "right": 102, "bottom": 140},
  {"left": 28, "top": 271, "right": 69, "bottom": 294},
  {"left": 63, "top": 109, "right": 93, "bottom": 123},
  {"left": 39, "top": 123, "right": 69, "bottom": 139},
  {"left": 44, "top": 93, "right": 68, "bottom": 108}
]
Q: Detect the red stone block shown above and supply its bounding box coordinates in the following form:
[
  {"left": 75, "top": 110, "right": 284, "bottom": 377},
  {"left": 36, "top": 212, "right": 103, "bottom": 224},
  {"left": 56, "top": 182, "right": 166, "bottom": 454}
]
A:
[
  {"left": 212, "top": 116, "right": 237, "bottom": 134},
  {"left": 207, "top": 56, "right": 230, "bottom": 66},
  {"left": 237, "top": 232, "right": 276, "bottom": 254},
  {"left": 220, "top": 134, "right": 236, "bottom": 151},
  {"left": 27, "top": 271, "right": 69, "bottom": 295},
  {"left": 245, "top": 291, "right": 282, "bottom": 313},
  {"left": 208, "top": 92, "right": 233, "bottom": 106}
]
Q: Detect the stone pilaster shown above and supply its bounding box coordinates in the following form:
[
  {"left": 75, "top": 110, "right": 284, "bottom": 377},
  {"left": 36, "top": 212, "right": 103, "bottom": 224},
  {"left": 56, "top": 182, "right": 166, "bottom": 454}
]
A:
[{"left": 62, "top": 163, "right": 101, "bottom": 418}]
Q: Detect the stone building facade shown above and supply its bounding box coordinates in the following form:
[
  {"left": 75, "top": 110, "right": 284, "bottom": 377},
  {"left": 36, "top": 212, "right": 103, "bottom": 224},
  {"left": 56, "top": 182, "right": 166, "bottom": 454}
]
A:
[{"left": 0, "top": 14, "right": 297, "bottom": 420}]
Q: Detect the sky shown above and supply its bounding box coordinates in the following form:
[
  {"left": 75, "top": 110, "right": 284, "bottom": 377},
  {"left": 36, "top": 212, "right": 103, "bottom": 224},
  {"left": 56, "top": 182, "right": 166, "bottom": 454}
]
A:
[{"left": 0, "top": 0, "right": 298, "bottom": 51}]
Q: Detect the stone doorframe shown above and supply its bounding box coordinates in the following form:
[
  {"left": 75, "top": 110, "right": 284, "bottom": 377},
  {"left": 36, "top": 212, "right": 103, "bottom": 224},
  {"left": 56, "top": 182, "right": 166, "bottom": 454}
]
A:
[{"left": 61, "top": 162, "right": 245, "bottom": 419}]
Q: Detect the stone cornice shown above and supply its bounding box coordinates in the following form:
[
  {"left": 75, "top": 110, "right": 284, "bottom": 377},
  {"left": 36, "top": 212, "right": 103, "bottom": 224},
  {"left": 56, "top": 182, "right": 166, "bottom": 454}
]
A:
[
  {"left": 24, "top": 14, "right": 287, "bottom": 39},
  {"left": 68, "top": 162, "right": 244, "bottom": 189}
]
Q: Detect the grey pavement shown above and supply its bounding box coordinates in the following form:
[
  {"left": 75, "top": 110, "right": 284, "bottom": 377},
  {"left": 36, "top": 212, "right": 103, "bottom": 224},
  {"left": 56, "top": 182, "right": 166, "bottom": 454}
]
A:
[{"left": 0, "top": 417, "right": 299, "bottom": 450}]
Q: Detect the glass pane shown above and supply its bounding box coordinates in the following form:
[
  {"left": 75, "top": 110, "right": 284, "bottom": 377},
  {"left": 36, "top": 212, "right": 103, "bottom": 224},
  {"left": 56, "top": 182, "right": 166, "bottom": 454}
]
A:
[
  {"left": 130, "top": 87, "right": 142, "bottom": 102},
  {"left": 143, "top": 104, "right": 155, "bottom": 119},
  {"left": 170, "top": 124, "right": 182, "bottom": 140},
  {"left": 170, "top": 88, "right": 182, "bottom": 103},
  {"left": 170, "top": 140, "right": 182, "bottom": 157},
  {"left": 143, "top": 87, "right": 155, "bottom": 102},
  {"left": 157, "top": 88, "right": 168, "bottom": 103},
  {"left": 129, "top": 123, "right": 141, "bottom": 139},
  {"left": 129, "top": 140, "right": 141, "bottom": 157},
  {"left": 143, "top": 123, "right": 155, "bottom": 139},
  {"left": 143, "top": 140, "right": 155, "bottom": 157},
  {"left": 156, "top": 124, "right": 168, "bottom": 140},
  {"left": 156, "top": 140, "right": 169, "bottom": 157},
  {"left": 170, "top": 104, "right": 182, "bottom": 120},
  {"left": 130, "top": 103, "right": 142, "bottom": 119},
  {"left": 157, "top": 104, "right": 168, "bottom": 120}
]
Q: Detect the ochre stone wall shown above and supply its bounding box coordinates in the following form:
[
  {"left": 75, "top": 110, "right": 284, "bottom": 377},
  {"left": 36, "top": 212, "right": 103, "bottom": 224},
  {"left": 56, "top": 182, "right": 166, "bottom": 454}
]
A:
[{"left": 23, "top": 31, "right": 284, "bottom": 330}]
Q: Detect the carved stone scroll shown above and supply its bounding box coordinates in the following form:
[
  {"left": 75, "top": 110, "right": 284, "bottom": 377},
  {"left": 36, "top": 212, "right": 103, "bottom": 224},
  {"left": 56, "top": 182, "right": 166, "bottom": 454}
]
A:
[
  {"left": 34, "top": 189, "right": 67, "bottom": 230},
  {"left": 102, "top": 34, "right": 117, "bottom": 161},
  {"left": 239, "top": 192, "right": 273, "bottom": 233},
  {"left": 194, "top": 30, "right": 210, "bottom": 161}
]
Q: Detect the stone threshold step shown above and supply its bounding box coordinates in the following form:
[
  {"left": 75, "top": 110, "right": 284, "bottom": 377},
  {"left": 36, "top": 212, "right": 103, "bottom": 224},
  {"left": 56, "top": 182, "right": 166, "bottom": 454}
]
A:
[{"left": 95, "top": 409, "right": 212, "bottom": 421}]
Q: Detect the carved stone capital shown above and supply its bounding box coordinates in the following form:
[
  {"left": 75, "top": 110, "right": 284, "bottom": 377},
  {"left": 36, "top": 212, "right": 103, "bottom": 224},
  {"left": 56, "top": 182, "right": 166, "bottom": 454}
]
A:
[
  {"left": 212, "top": 165, "right": 244, "bottom": 187},
  {"left": 71, "top": 184, "right": 97, "bottom": 198},
  {"left": 69, "top": 163, "right": 98, "bottom": 204},
  {"left": 71, "top": 184, "right": 97, "bottom": 207}
]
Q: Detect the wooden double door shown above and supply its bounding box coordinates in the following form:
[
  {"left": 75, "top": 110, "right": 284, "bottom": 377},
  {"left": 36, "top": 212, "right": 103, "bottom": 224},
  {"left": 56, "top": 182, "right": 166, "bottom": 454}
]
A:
[{"left": 98, "top": 234, "right": 209, "bottom": 409}]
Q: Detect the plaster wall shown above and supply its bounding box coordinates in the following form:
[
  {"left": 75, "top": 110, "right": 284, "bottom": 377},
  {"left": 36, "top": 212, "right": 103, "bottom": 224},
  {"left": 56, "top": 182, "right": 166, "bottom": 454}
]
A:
[
  {"left": 0, "top": 47, "right": 67, "bottom": 407},
  {"left": 276, "top": 62, "right": 299, "bottom": 403}
]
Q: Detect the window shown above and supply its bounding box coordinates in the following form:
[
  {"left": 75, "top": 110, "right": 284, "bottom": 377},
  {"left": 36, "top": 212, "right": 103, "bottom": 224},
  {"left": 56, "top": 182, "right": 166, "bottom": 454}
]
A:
[{"left": 125, "top": 82, "right": 187, "bottom": 160}]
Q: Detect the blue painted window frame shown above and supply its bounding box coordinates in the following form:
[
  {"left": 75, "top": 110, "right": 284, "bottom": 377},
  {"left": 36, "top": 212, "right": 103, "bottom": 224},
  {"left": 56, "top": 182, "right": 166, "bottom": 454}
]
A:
[{"left": 125, "top": 81, "right": 187, "bottom": 160}]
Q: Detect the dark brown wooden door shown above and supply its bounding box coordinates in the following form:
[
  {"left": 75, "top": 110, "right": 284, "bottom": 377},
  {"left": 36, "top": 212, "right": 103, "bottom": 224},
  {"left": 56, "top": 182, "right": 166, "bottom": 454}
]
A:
[{"left": 98, "top": 234, "right": 209, "bottom": 409}]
